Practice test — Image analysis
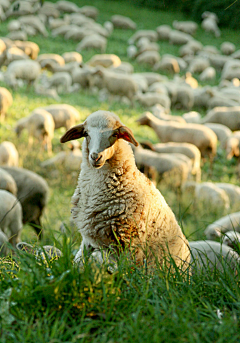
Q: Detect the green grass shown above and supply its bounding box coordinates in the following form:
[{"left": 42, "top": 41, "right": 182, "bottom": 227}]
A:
[{"left": 0, "top": 0, "right": 240, "bottom": 341}]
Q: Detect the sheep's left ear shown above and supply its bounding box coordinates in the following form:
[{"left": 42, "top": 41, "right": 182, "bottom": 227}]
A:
[
  {"left": 117, "top": 126, "right": 139, "bottom": 146},
  {"left": 60, "top": 124, "right": 85, "bottom": 143}
]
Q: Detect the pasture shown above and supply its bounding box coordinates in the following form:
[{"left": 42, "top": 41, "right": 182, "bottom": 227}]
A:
[{"left": 0, "top": 0, "right": 240, "bottom": 342}]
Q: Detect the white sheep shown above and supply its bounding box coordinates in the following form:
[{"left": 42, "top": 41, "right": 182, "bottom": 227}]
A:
[
  {"left": 56, "top": 0, "right": 80, "bottom": 13},
  {"left": 111, "top": 15, "right": 136, "bottom": 30},
  {"left": 91, "top": 67, "right": 137, "bottom": 105},
  {"left": 41, "top": 141, "right": 82, "bottom": 172},
  {"left": 136, "top": 50, "right": 161, "bottom": 66},
  {"left": 182, "top": 111, "right": 201, "bottom": 124},
  {"left": 137, "top": 111, "right": 217, "bottom": 159},
  {"left": 136, "top": 92, "right": 171, "bottom": 111},
  {"left": 0, "top": 86, "right": 13, "bottom": 121},
  {"left": 13, "top": 40, "right": 40, "bottom": 60},
  {"left": 15, "top": 108, "right": 55, "bottom": 155},
  {"left": 0, "top": 167, "right": 17, "bottom": 195},
  {"left": 172, "top": 20, "right": 198, "bottom": 36},
  {"left": 155, "top": 25, "right": 172, "bottom": 41},
  {"left": 220, "top": 42, "right": 236, "bottom": 55},
  {"left": 202, "top": 106, "right": 240, "bottom": 131},
  {"left": 87, "top": 54, "right": 121, "bottom": 68},
  {"left": 169, "top": 30, "right": 193, "bottom": 45},
  {"left": 0, "top": 189, "right": 22, "bottom": 248},
  {"left": 62, "top": 51, "right": 82, "bottom": 64},
  {"left": 18, "top": 15, "right": 48, "bottom": 37},
  {"left": 201, "top": 11, "right": 221, "bottom": 37},
  {"left": 215, "top": 183, "right": 240, "bottom": 209},
  {"left": 133, "top": 145, "right": 193, "bottom": 188},
  {"left": 182, "top": 181, "right": 230, "bottom": 214},
  {"left": 128, "top": 30, "right": 158, "bottom": 45},
  {"left": 45, "top": 71, "right": 72, "bottom": 94},
  {"left": 0, "top": 141, "right": 18, "bottom": 167},
  {"left": 37, "top": 53, "right": 65, "bottom": 68},
  {"left": 1, "top": 166, "right": 49, "bottom": 239},
  {"left": 60, "top": 110, "right": 190, "bottom": 269},
  {"left": 199, "top": 67, "right": 216, "bottom": 81},
  {"left": 153, "top": 142, "right": 201, "bottom": 182},
  {"left": 76, "top": 34, "right": 107, "bottom": 53},
  {"left": 189, "top": 240, "right": 239, "bottom": 273},
  {"left": 203, "top": 123, "right": 232, "bottom": 149},
  {"left": 38, "top": 104, "right": 80, "bottom": 130},
  {"left": 222, "top": 231, "right": 240, "bottom": 250},
  {"left": 205, "top": 212, "right": 240, "bottom": 240},
  {"left": 4, "top": 59, "right": 41, "bottom": 88}
]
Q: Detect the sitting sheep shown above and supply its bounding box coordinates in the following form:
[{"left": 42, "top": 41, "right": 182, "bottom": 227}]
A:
[
  {"left": 38, "top": 104, "right": 80, "bottom": 130},
  {"left": 60, "top": 110, "right": 190, "bottom": 270},
  {"left": 0, "top": 189, "right": 22, "bottom": 248},
  {"left": 0, "top": 141, "right": 18, "bottom": 167},
  {"left": 4, "top": 59, "right": 41, "bottom": 88},
  {"left": 111, "top": 14, "right": 136, "bottom": 30},
  {"left": 0, "top": 86, "right": 13, "bottom": 121},
  {"left": 137, "top": 111, "right": 217, "bottom": 159},
  {"left": 0, "top": 167, "right": 17, "bottom": 195},
  {"left": 15, "top": 108, "right": 55, "bottom": 155},
  {"left": 1, "top": 166, "right": 49, "bottom": 239}
]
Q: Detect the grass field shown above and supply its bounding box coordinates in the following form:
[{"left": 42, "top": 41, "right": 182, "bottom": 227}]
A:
[{"left": 0, "top": 0, "right": 240, "bottom": 341}]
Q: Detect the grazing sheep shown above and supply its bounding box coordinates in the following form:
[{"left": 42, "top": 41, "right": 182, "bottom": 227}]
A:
[
  {"left": 91, "top": 67, "right": 137, "bottom": 105},
  {"left": 151, "top": 105, "right": 186, "bottom": 123},
  {"left": 215, "top": 183, "right": 240, "bottom": 209},
  {"left": 169, "top": 30, "right": 193, "bottom": 45},
  {"left": 182, "top": 111, "right": 201, "bottom": 124},
  {"left": 87, "top": 54, "right": 121, "bottom": 68},
  {"left": 172, "top": 20, "right": 198, "bottom": 36},
  {"left": 14, "top": 40, "right": 40, "bottom": 60},
  {"left": 154, "top": 56, "right": 180, "bottom": 74},
  {"left": 137, "top": 111, "right": 217, "bottom": 158},
  {"left": 111, "top": 15, "right": 136, "bottom": 30},
  {"left": 38, "top": 104, "right": 80, "bottom": 130},
  {"left": 1, "top": 166, "right": 49, "bottom": 239},
  {"left": 221, "top": 42, "right": 236, "bottom": 55},
  {"left": 188, "top": 57, "right": 210, "bottom": 74},
  {"left": 4, "top": 59, "right": 41, "bottom": 88},
  {"left": 202, "top": 106, "right": 240, "bottom": 131},
  {"left": 199, "top": 67, "right": 216, "bottom": 81},
  {"left": 205, "top": 212, "right": 240, "bottom": 240},
  {"left": 46, "top": 71, "right": 72, "bottom": 94},
  {"left": 71, "top": 65, "right": 94, "bottom": 89},
  {"left": 153, "top": 142, "right": 201, "bottom": 182},
  {"left": 155, "top": 25, "right": 172, "bottom": 41},
  {"left": 0, "top": 86, "right": 13, "bottom": 121},
  {"left": 60, "top": 110, "right": 190, "bottom": 269},
  {"left": 18, "top": 15, "right": 48, "bottom": 37},
  {"left": 201, "top": 11, "right": 221, "bottom": 37},
  {"left": 15, "top": 109, "right": 55, "bottom": 155},
  {"left": 5, "top": 46, "right": 30, "bottom": 65},
  {"left": 136, "top": 50, "right": 160, "bottom": 66},
  {"left": 203, "top": 123, "right": 232, "bottom": 149},
  {"left": 37, "top": 53, "right": 65, "bottom": 68},
  {"left": 56, "top": 0, "right": 80, "bottom": 13},
  {"left": 189, "top": 240, "right": 239, "bottom": 273},
  {"left": 0, "top": 141, "right": 18, "bottom": 167},
  {"left": 78, "top": 5, "right": 98, "bottom": 20},
  {"left": 62, "top": 51, "right": 82, "bottom": 64},
  {"left": 0, "top": 189, "right": 22, "bottom": 247},
  {"left": 0, "top": 167, "right": 17, "bottom": 195},
  {"left": 182, "top": 181, "right": 230, "bottom": 214},
  {"left": 41, "top": 141, "right": 82, "bottom": 172},
  {"left": 7, "top": 31, "right": 28, "bottom": 41},
  {"left": 133, "top": 145, "right": 192, "bottom": 188},
  {"left": 222, "top": 231, "right": 240, "bottom": 250},
  {"left": 136, "top": 92, "right": 171, "bottom": 111},
  {"left": 76, "top": 34, "right": 107, "bottom": 53},
  {"left": 128, "top": 30, "right": 158, "bottom": 45}
]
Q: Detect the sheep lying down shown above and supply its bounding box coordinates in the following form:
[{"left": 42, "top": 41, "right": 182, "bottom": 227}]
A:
[{"left": 60, "top": 110, "right": 190, "bottom": 270}]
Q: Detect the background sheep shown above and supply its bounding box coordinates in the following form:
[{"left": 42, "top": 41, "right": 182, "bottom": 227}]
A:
[
  {"left": 1, "top": 166, "right": 49, "bottom": 239},
  {"left": 204, "top": 212, "right": 240, "bottom": 240},
  {"left": 4, "top": 59, "right": 41, "bottom": 88},
  {"left": 111, "top": 14, "right": 136, "bottom": 30},
  {"left": 60, "top": 110, "right": 190, "bottom": 269},
  {"left": 15, "top": 108, "right": 55, "bottom": 155},
  {"left": 0, "top": 167, "right": 17, "bottom": 195},
  {"left": 0, "top": 189, "right": 22, "bottom": 247},
  {"left": 0, "top": 86, "right": 13, "bottom": 120},
  {"left": 0, "top": 141, "right": 19, "bottom": 166}
]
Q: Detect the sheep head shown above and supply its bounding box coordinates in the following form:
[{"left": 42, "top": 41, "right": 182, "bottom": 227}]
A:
[{"left": 60, "top": 110, "right": 138, "bottom": 169}]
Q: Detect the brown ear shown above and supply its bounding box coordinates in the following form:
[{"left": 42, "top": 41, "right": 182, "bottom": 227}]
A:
[
  {"left": 60, "top": 124, "right": 85, "bottom": 143},
  {"left": 118, "top": 126, "right": 139, "bottom": 147}
]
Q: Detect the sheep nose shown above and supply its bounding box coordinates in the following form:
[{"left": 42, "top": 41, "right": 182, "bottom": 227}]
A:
[{"left": 90, "top": 152, "right": 102, "bottom": 162}]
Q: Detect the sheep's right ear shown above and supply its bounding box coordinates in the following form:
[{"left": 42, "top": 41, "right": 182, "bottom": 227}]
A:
[{"left": 60, "top": 124, "right": 85, "bottom": 143}]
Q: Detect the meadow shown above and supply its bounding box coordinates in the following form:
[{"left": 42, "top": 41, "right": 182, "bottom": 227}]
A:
[{"left": 0, "top": 0, "right": 240, "bottom": 342}]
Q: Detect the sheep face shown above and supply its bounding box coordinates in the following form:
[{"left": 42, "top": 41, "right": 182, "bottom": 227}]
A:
[{"left": 60, "top": 110, "right": 138, "bottom": 169}]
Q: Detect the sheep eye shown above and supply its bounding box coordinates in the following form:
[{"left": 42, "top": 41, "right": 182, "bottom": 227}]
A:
[{"left": 83, "top": 131, "right": 88, "bottom": 137}]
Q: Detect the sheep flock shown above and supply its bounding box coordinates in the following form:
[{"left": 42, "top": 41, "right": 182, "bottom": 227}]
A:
[{"left": 1, "top": 0, "right": 240, "bottom": 275}]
